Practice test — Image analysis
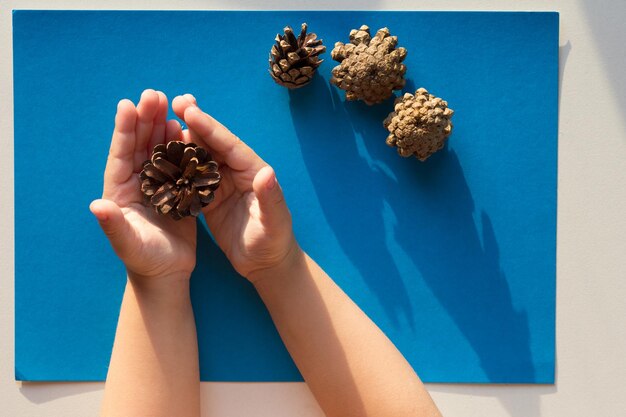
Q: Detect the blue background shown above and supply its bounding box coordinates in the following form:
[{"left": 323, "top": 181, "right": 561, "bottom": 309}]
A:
[{"left": 14, "top": 11, "right": 558, "bottom": 383}]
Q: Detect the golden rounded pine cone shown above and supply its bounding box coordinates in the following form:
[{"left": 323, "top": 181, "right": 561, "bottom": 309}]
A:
[
  {"left": 330, "top": 25, "right": 407, "bottom": 105},
  {"left": 383, "top": 88, "right": 454, "bottom": 161}
]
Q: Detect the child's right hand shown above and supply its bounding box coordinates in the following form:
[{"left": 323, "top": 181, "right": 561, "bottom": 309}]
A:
[
  {"left": 90, "top": 90, "right": 197, "bottom": 284},
  {"left": 172, "top": 94, "right": 302, "bottom": 283}
]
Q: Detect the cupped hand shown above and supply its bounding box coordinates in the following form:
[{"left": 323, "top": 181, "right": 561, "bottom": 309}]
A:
[
  {"left": 171, "top": 94, "right": 300, "bottom": 282},
  {"left": 90, "top": 90, "right": 196, "bottom": 282}
]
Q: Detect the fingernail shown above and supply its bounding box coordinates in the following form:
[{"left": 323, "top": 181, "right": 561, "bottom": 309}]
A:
[
  {"left": 92, "top": 211, "right": 109, "bottom": 223},
  {"left": 266, "top": 174, "right": 277, "bottom": 190}
]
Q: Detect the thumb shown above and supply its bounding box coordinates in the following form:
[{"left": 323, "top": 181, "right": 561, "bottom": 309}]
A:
[
  {"left": 89, "top": 199, "right": 136, "bottom": 259},
  {"left": 252, "top": 166, "right": 291, "bottom": 229}
]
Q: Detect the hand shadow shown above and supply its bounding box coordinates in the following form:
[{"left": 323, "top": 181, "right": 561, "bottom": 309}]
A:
[
  {"left": 288, "top": 75, "right": 415, "bottom": 329},
  {"left": 343, "top": 78, "right": 542, "bottom": 414},
  {"left": 190, "top": 221, "right": 302, "bottom": 381}
]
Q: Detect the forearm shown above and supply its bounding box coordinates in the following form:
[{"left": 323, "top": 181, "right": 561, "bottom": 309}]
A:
[
  {"left": 101, "top": 275, "right": 200, "bottom": 417},
  {"left": 253, "top": 250, "right": 442, "bottom": 417}
]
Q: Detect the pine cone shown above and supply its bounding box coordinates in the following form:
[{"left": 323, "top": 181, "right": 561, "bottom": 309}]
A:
[
  {"left": 140, "top": 141, "right": 221, "bottom": 220},
  {"left": 383, "top": 88, "right": 454, "bottom": 161},
  {"left": 269, "top": 23, "right": 326, "bottom": 89},
  {"left": 330, "top": 25, "right": 407, "bottom": 105}
]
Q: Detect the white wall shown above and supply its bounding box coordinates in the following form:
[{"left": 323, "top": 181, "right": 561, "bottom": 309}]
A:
[{"left": 1, "top": 1, "right": 625, "bottom": 416}]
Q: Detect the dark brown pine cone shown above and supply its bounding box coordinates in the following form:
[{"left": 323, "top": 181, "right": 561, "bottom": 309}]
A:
[
  {"left": 140, "top": 141, "right": 221, "bottom": 220},
  {"left": 269, "top": 23, "right": 326, "bottom": 88}
]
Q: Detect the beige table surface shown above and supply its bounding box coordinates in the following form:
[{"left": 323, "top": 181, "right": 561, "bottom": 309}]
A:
[{"left": 1, "top": 1, "right": 625, "bottom": 416}]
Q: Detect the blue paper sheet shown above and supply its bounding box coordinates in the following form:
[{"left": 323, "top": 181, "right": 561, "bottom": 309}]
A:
[{"left": 14, "top": 11, "right": 558, "bottom": 383}]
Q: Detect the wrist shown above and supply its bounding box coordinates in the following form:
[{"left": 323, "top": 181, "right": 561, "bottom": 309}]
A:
[
  {"left": 248, "top": 242, "right": 306, "bottom": 287},
  {"left": 127, "top": 269, "right": 192, "bottom": 283},
  {"left": 127, "top": 271, "right": 192, "bottom": 305}
]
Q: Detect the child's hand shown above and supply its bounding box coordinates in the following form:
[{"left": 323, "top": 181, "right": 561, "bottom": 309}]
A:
[
  {"left": 172, "top": 94, "right": 300, "bottom": 282},
  {"left": 90, "top": 90, "right": 196, "bottom": 283}
]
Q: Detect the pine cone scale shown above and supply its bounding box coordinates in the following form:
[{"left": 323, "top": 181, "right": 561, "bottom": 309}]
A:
[
  {"left": 182, "top": 157, "right": 198, "bottom": 178},
  {"left": 194, "top": 146, "right": 208, "bottom": 161},
  {"left": 299, "top": 66, "right": 314, "bottom": 76},
  {"left": 141, "top": 180, "right": 158, "bottom": 196},
  {"left": 197, "top": 160, "right": 218, "bottom": 172},
  {"left": 176, "top": 188, "right": 194, "bottom": 213},
  {"left": 143, "top": 164, "right": 169, "bottom": 182},
  {"left": 287, "top": 52, "right": 300, "bottom": 64},
  {"left": 193, "top": 172, "right": 220, "bottom": 187},
  {"left": 151, "top": 182, "right": 176, "bottom": 207},
  {"left": 165, "top": 141, "right": 185, "bottom": 165},
  {"left": 304, "top": 33, "right": 317, "bottom": 43},
  {"left": 198, "top": 189, "right": 214, "bottom": 204},
  {"left": 189, "top": 195, "right": 202, "bottom": 217},
  {"left": 153, "top": 157, "right": 181, "bottom": 180},
  {"left": 278, "top": 59, "right": 290, "bottom": 71},
  {"left": 179, "top": 147, "right": 196, "bottom": 171},
  {"left": 284, "top": 27, "right": 298, "bottom": 45}
]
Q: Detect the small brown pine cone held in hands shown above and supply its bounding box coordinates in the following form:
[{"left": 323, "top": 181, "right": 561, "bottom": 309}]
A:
[
  {"left": 383, "top": 88, "right": 454, "bottom": 161},
  {"left": 330, "top": 25, "right": 407, "bottom": 105},
  {"left": 140, "top": 141, "right": 221, "bottom": 220},
  {"left": 269, "top": 23, "right": 326, "bottom": 89}
]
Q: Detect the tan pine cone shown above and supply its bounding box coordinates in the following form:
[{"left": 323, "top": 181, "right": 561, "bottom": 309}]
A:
[
  {"left": 383, "top": 88, "right": 454, "bottom": 161},
  {"left": 269, "top": 23, "right": 326, "bottom": 89},
  {"left": 140, "top": 141, "right": 221, "bottom": 220},
  {"left": 330, "top": 25, "right": 407, "bottom": 105}
]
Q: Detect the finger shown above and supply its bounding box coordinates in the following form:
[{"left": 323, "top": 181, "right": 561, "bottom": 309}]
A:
[
  {"left": 165, "top": 119, "right": 183, "bottom": 142},
  {"left": 183, "top": 105, "right": 265, "bottom": 172},
  {"left": 173, "top": 96, "right": 229, "bottom": 151},
  {"left": 90, "top": 199, "right": 138, "bottom": 260},
  {"left": 180, "top": 129, "right": 204, "bottom": 149},
  {"left": 172, "top": 94, "right": 194, "bottom": 120},
  {"left": 134, "top": 89, "right": 160, "bottom": 171},
  {"left": 147, "top": 91, "right": 169, "bottom": 152},
  {"left": 252, "top": 166, "right": 291, "bottom": 229},
  {"left": 183, "top": 93, "right": 197, "bottom": 105},
  {"left": 172, "top": 95, "right": 205, "bottom": 145},
  {"left": 172, "top": 94, "right": 196, "bottom": 119},
  {"left": 103, "top": 99, "right": 138, "bottom": 194}
]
